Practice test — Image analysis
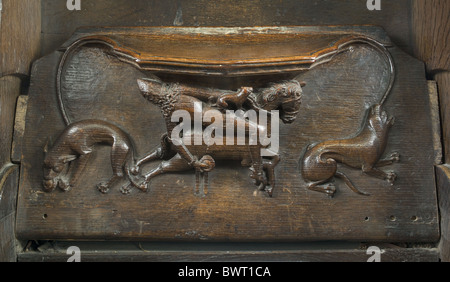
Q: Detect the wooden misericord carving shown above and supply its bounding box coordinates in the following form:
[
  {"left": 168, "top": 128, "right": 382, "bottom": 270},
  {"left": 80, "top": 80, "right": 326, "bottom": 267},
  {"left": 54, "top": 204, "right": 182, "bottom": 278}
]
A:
[
  {"left": 44, "top": 33, "right": 397, "bottom": 198},
  {"left": 16, "top": 27, "right": 439, "bottom": 242}
]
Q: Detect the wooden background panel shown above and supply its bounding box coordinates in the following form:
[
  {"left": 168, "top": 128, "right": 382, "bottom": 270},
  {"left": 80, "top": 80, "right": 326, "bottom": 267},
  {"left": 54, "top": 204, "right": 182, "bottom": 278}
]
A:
[
  {"left": 40, "top": 0, "right": 413, "bottom": 57},
  {"left": 15, "top": 28, "right": 439, "bottom": 242}
]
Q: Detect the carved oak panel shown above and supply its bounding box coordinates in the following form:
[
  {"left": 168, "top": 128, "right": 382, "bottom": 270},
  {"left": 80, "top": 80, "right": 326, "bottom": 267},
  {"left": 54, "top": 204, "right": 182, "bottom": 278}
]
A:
[{"left": 16, "top": 26, "right": 439, "bottom": 242}]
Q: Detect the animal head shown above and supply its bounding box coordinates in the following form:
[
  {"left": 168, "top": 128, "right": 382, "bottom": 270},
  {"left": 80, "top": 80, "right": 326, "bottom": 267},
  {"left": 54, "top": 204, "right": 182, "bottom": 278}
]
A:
[
  {"left": 367, "top": 104, "right": 395, "bottom": 132},
  {"left": 42, "top": 142, "right": 75, "bottom": 192},
  {"left": 261, "top": 80, "right": 305, "bottom": 124},
  {"left": 137, "top": 78, "right": 164, "bottom": 105},
  {"left": 137, "top": 78, "right": 180, "bottom": 118},
  {"left": 42, "top": 161, "right": 65, "bottom": 192}
]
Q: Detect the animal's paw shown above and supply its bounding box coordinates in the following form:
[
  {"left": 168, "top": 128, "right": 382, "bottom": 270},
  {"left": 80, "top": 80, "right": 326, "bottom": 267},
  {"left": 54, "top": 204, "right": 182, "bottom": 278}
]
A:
[
  {"left": 137, "top": 181, "right": 149, "bottom": 192},
  {"left": 249, "top": 167, "right": 267, "bottom": 186},
  {"left": 390, "top": 152, "right": 400, "bottom": 162},
  {"left": 43, "top": 179, "right": 57, "bottom": 192},
  {"left": 130, "top": 165, "right": 140, "bottom": 175},
  {"left": 58, "top": 179, "right": 72, "bottom": 192},
  {"left": 264, "top": 185, "right": 273, "bottom": 197},
  {"left": 120, "top": 183, "right": 132, "bottom": 195},
  {"left": 386, "top": 172, "right": 397, "bottom": 185},
  {"left": 324, "top": 184, "right": 336, "bottom": 197},
  {"left": 97, "top": 182, "right": 110, "bottom": 194}
]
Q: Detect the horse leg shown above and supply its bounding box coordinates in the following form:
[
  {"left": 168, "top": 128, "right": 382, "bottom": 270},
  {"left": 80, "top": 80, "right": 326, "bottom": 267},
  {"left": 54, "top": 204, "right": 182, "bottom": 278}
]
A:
[
  {"left": 132, "top": 146, "right": 164, "bottom": 174},
  {"left": 247, "top": 145, "right": 267, "bottom": 187},
  {"left": 132, "top": 133, "right": 174, "bottom": 175},
  {"left": 262, "top": 155, "right": 280, "bottom": 197},
  {"left": 138, "top": 153, "right": 191, "bottom": 192}
]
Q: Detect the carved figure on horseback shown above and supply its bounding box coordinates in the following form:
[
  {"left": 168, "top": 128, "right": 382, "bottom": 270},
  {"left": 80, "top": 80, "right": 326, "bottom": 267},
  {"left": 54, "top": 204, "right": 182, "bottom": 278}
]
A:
[{"left": 132, "top": 76, "right": 304, "bottom": 196}]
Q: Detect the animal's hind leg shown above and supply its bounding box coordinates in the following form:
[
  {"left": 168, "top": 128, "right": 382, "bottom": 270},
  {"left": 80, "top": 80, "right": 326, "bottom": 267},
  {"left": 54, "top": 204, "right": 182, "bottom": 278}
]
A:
[
  {"left": 97, "top": 145, "right": 129, "bottom": 193},
  {"left": 307, "top": 179, "right": 336, "bottom": 197},
  {"left": 132, "top": 146, "right": 163, "bottom": 175},
  {"left": 132, "top": 133, "right": 174, "bottom": 175},
  {"left": 138, "top": 154, "right": 191, "bottom": 192},
  {"left": 375, "top": 152, "right": 400, "bottom": 167},
  {"left": 335, "top": 171, "right": 370, "bottom": 196}
]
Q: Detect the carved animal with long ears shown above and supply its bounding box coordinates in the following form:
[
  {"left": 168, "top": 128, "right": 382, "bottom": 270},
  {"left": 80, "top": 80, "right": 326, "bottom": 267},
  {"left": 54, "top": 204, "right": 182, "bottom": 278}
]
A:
[
  {"left": 301, "top": 104, "right": 399, "bottom": 197},
  {"left": 300, "top": 37, "right": 398, "bottom": 197},
  {"left": 42, "top": 119, "right": 139, "bottom": 194},
  {"left": 133, "top": 77, "right": 304, "bottom": 197}
]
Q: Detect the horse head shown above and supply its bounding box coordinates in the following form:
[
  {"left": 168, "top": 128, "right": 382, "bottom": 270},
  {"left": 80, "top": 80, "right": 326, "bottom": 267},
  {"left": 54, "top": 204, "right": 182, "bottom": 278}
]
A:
[{"left": 259, "top": 80, "right": 305, "bottom": 124}]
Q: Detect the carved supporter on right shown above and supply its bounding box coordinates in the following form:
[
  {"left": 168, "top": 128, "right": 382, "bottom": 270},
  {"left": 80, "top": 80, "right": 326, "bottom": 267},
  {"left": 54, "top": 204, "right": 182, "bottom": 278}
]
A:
[{"left": 300, "top": 104, "right": 399, "bottom": 197}]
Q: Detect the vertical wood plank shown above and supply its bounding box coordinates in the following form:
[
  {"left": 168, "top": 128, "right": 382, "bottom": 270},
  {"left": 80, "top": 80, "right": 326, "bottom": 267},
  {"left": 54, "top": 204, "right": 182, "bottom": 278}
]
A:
[
  {"left": 0, "top": 165, "right": 19, "bottom": 262},
  {"left": 412, "top": 0, "right": 450, "bottom": 158},
  {"left": 428, "top": 80, "right": 443, "bottom": 165},
  {"left": 0, "top": 0, "right": 41, "bottom": 262},
  {"left": 412, "top": 0, "right": 450, "bottom": 73},
  {"left": 412, "top": 0, "right": 450, "bottom": 261},
  {"left": 0, "top": 0, "right": 41, "bottom": 76},
  {"left": 11, "top": 95, "right": 28, "bottom": 164},
  {"left": 435, "top": 72, "right": 450, "bottom": 161},
  {"left": 0, "top": 76, "right": 21, "bottom": 166},
  {"left": 436, "top": 165, "right": 450, "bottom": 261}
]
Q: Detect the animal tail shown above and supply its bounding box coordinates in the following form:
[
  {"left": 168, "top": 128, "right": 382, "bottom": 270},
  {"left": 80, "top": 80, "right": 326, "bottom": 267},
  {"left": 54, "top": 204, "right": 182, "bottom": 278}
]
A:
[
  {"left": 307, "top": 36, "right": 395, "bottom": 107},
  {"left": 342, "top": 37, "right": 395, "bottom": 106},
  {"left": 56, "top": 37, "right": 116, "bottom": 125},
  {"left": 335, "top": 171, "right": 370, "bottom": 196}
]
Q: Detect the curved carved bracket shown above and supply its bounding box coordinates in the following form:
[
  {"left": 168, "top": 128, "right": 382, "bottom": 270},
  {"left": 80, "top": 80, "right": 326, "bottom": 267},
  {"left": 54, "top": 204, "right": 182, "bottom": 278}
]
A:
[{"left": 59, "top": 26, "right": 393, "bottom": 76}]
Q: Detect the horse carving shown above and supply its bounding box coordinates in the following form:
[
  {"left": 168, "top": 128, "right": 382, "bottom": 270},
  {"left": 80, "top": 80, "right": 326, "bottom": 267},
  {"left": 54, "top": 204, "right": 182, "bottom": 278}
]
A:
[{"left": 132, "top": 77, "right": 304, "bottom": 197}]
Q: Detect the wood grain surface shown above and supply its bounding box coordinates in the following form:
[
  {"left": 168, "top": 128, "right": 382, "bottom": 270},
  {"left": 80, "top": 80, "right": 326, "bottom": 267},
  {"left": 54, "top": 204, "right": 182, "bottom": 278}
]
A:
[
  {"left": 0, "top": 0, "right": 41, "bottom": 76},
  {"left": 412, "top": 0, "right": 450, "bottom": 261},
  {"left": 0, "top": 165, "right": 19, "bottom": 261},
  {"left": 40, "top": 0, "right": 413, "bottom": 57},
  {"left": 15, "top": 27, "right": 439, "bottom": 243}
]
